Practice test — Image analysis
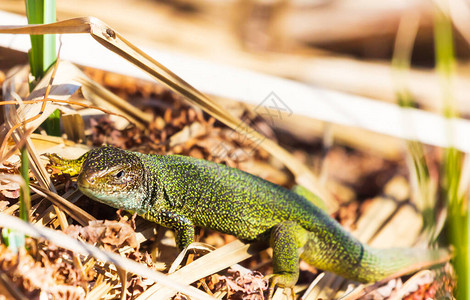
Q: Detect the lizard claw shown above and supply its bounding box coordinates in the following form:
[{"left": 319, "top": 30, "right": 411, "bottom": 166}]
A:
[
  {"left": 41, "top": 153, "right": 83, "bottom": 176},
  {"left": 41, "top": 153, "right": 64, "bottom": 166},
  {"left": 265, "top": 274, "right": 296, "bottom": 300}
]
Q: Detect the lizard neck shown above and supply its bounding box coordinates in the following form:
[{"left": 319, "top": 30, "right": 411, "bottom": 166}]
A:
[{"left": 138, "top": 153, "right": 166, "bottom": 214}]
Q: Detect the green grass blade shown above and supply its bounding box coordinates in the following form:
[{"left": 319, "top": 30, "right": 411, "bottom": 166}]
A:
[
  {"left": 25, "top": 0, "right": 56, "bottom": 81},
  {"left": 19, "top": 148, "right": 30, "bottom": 222},
  {"left": 25, "top": 0, "right": 60, "bottom": 136},
  {"left": 41, "top": 109, "right": 61, "bottom": 136},
  {"left": 433, "top": 2, "right": 467, "bottom": 298}
]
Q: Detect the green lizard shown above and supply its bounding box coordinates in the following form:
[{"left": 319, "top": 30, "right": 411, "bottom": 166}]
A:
[{"left": 45, "top": 146, "right": 450, "bottom": 297}]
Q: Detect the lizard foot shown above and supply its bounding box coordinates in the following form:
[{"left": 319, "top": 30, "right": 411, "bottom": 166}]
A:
[
  {"left": 41, "top": 153, "right": 82, "bottom": 176},
  {"left": 265, "top": 274, "right": 297, "bottom": 300}
]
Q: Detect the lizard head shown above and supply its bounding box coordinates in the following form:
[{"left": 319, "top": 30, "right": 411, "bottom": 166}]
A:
[{"left": 77, "top": 146, "right": 148, "bottom": 212}]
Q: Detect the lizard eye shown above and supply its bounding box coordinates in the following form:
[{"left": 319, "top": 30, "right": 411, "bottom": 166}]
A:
[{"left": 115, "top": 170, "right": 125, "bottom": 179}]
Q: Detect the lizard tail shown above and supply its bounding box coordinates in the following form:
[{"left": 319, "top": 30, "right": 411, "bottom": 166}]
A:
[
  {"left": 351, "top": 246, "right": 452, "bottom": 282},
  {"left": 301, "top": 231, "right": 451, "bottom": 283}
]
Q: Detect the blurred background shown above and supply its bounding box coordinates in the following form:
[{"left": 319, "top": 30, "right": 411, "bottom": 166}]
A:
[
  {"left": 1, "top": 0, "right": 470, "bottom": 94},
  {"left": 3, "top": 0, "right": 470, "bottom": 132}
]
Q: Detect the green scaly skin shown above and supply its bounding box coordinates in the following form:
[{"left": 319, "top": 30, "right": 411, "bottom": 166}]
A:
[{"left": 45, "top": 146, "right": 449, "bottom": 295}]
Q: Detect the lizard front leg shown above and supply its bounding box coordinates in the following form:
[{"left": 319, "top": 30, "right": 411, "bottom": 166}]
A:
[
  {"left": 43, "top": 152, "right": 89, "bottom": 176},
  {"left": 143, "top": 208, "right": 195, "bottom": 250},
  {"left": 268, "top": 221, "right": 309, "bottom": 299}
]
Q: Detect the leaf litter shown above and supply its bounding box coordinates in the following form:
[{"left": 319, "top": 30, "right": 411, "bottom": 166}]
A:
[
  {"left": 0, "top": 242, "right": 86, "bottom": 299},
  {"left": 217, "top": 269, "right": 268, "bottom": 300}
]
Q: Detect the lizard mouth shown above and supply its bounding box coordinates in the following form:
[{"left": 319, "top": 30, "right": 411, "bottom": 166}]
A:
[
  {"left": 77, "top": 177, "right": 136, "bottom": 211},
  {"left": 77, "top": 175, "right": 99, "bottom": 197}
]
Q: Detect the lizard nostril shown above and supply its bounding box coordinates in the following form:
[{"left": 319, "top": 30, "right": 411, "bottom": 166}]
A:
[{"left": 77, "top": 172, "right": 96, "bottom": 188}]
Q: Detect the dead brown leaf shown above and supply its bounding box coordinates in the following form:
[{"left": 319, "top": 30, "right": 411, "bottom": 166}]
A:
[
  {"left": 65, "top": 219, "right": 139, "bottom": 252},
  {"left": 217, "top": 269, "right": 268, "bottom": 300},
  {"left": 0, "top": 180, "right": 20, "bottom": 199}
]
